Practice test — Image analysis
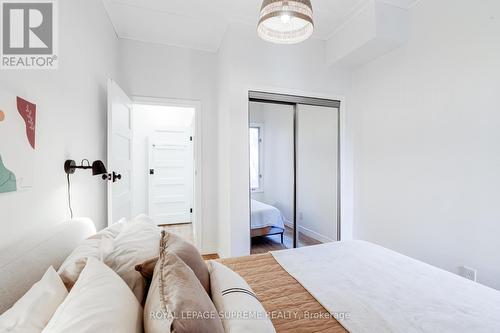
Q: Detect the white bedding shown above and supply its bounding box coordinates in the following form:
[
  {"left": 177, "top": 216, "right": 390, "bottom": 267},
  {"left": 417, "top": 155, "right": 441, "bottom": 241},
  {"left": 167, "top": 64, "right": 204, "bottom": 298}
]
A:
[
  {"left": 272, "top": 241, "right": 500, "bottom": 333},
  {"left": 250, "top": 200, "right": 285, "bottom": 230}
]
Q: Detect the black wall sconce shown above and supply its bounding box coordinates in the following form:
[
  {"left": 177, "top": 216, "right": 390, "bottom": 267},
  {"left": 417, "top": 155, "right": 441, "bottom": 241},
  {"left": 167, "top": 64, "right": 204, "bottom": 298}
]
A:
[
  {"left": 64, "top": 159, "right": 108, "bottom": 178},
  {"left": 64, "top": 159, "right": 110, "bottom": 219},
  {"left": 64, "top": 159, "right": 122, "bottom": 182}
]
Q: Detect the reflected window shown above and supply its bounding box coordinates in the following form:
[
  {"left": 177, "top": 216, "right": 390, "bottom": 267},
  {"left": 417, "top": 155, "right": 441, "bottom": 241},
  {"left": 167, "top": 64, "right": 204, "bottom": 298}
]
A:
[{"left": 249, "top": 124, "right": 263, "bottom": 192}]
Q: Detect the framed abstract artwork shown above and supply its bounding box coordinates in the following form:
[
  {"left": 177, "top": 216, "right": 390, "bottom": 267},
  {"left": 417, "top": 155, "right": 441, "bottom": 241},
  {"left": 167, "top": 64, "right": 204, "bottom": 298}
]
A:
[{"left": 0, "top": 89, "right": 37, "bottom": 193}]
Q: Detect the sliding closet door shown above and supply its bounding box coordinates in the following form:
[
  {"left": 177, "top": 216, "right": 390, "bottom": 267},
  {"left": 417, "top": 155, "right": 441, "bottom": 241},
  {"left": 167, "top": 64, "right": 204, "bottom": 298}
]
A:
[
  {"left": 249, "top": 101, "right": 295, "bottom": 253},
  {"left": 296, "top": 104, "right": 339, "bottom": 247}
]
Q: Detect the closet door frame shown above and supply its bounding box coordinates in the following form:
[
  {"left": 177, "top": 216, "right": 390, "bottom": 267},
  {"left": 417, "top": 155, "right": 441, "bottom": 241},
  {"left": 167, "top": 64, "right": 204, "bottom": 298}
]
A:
[{"left": 248, "top": 91, "right": 342, "bottom": 248}]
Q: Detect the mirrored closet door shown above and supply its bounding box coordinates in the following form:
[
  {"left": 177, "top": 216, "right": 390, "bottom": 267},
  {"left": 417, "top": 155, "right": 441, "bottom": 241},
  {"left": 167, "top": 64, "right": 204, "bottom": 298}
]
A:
[
  {"left": 249, "top": 101, "right": 295, "bottom": 253},
  {"left": 248, "top": 92, "right": 341, "bottom": 254},
  {"left": 296, "top": 104, "right": 339, "bottom": 248}
]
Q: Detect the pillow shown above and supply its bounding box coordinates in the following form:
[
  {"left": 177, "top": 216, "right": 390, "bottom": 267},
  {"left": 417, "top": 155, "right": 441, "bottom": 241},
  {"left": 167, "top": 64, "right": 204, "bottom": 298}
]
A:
[
  {"left": 105, "top": 216, "right": 161, "bottom": 302},
  {"left": 57, "top": 221, "right": 124, "bottom": 288},
  {"left": 144, "top": 253, "right": 224, "bottom": 333},
  {"left": 42, "top": 258, "right": 142, "bottom": 333},
  {"left": 0, "top": 267, "right": 67, "bottom": 333},
  {"left": 209, "top": 261, "right": 275, "bottom": 333},
  {"left": 87, "top": 217, "right": 127, "bottom": 240},
  {"left": 135, "top": 257, "right": 157, "bottom": 280},
  {"left": 136, "top": 231, "right": 210, "bottom": 294},
  {"left": 57, "top": 237, "right": 114, "bottom": 289}
]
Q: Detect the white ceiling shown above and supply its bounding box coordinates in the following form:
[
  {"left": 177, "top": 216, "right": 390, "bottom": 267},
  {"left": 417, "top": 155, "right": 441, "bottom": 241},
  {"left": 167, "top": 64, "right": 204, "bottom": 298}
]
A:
[{"left": 103, "top": 0, "right": 418, "bottom": 52}]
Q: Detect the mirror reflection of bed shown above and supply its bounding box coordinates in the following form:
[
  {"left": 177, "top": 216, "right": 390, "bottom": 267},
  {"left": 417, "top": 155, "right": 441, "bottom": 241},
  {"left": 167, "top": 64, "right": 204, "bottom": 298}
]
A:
[
  {"left": 248, "top": 95, "right": 340, "bottom": 254},
  {"left": 250, "top": 199, "right": 321, "bottom": 253}
]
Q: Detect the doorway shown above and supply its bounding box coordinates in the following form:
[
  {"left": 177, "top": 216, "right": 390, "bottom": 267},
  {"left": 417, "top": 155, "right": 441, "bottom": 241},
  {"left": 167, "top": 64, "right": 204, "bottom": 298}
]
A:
[
  {"left": 248, "top": 91, "right": 341, "bottom": 254},
  {"left": 134, "top": 101, "right": 199, "bottom": 247},
  {"left": 107, "top": 81, "right": 203, "bottom": 249}
]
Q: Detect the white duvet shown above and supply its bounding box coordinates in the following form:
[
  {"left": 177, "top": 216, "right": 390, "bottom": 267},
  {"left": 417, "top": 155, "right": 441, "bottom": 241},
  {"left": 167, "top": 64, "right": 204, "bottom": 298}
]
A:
[
  {"left": 272, "top": 241, "right": 500, "bottom": 333},
  {"left": 250, "top": 200, "right": 285, "bottom": 230}
]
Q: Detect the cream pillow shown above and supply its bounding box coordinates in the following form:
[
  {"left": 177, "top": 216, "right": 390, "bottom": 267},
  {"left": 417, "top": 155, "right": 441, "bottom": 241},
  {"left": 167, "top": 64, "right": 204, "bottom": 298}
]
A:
[
  {"left": 105, "top": 215, "right": 161, "bottom": 302},
  {"left": 87, "top": 218, "right": 127, "bottom": 240},
  {"left": 144, "top": 253, "right": 224, "bottom": 333},
  {"left": 57, "top": 221, "right": 125, "bottom": 288},
  {"left": 0, "top": 267, "right": 67, "bottom": 333},
  {"left": 57, "top": 237, "right": 114, "bottom": 289},
  {"left": 209, "top": 261, "right": 276, "bottom": 333},
  {"left": 42, "top": 257, "right": 142, "bottom": 333}
]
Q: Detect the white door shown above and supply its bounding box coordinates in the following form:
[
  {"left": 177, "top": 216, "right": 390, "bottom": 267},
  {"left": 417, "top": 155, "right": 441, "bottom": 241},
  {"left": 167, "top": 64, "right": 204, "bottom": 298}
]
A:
[
  {"left": 107, "top": 79, "right": 133, "bottom": 225},
  {"left": 148, "top": 128, "right": 193, "bottom": 225}
]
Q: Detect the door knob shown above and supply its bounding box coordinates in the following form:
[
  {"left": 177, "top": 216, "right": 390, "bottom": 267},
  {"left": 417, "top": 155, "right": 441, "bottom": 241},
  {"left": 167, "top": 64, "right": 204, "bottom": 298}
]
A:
[
  {"left": 104, "top": 171, "right": 122, "bottom": 182},
  {"left": 112, "top": 171, "right": 122, "bottom": 183}
]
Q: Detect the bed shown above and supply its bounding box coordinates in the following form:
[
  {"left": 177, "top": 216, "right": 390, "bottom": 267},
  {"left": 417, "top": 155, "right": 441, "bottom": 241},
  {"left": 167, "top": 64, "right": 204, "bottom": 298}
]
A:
[
  {"left": 220, "top": 241, "right": 500, "bottom": 333},
  {"left": 219, "top": 253, "right": 346, "bottom": 333},
  {"left": 250, "top": 199, "right": 286, "bottom": 242},
  {"left": 4, "top": 219, "right": 500, "bottom": 333}
]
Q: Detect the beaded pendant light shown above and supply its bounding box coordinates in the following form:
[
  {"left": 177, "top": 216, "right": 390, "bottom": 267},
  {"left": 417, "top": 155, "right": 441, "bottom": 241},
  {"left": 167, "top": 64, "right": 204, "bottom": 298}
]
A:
[{"left": 257, "top": 0, "right": 314, "bottom": 44}]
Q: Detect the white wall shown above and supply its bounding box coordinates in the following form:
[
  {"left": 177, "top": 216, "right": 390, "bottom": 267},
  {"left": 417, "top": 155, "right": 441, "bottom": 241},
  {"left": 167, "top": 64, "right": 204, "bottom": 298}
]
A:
[
  {"left": 350, "top": 0, "right": 500, "bottom": 289},
  {"left": 132, "top": 104, "right": 194, "bottom": 216},
  {"left": 249, "top": 102, "right": 294, "bottom": 223},
  {"left": 216, "top": 23, "right": 352, "bottom": 257},
  {"left": 119, "top": 39, "right": 219, "bottom": 253},
  {"left": 0, "top": 0, "right": 119, "bottom": 247}
]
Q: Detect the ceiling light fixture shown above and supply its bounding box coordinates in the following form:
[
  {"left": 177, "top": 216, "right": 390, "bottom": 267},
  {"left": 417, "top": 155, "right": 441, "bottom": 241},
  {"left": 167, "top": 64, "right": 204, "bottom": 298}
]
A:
[{"left": 257, "top": 0, "right": 314, "bottom": 44}]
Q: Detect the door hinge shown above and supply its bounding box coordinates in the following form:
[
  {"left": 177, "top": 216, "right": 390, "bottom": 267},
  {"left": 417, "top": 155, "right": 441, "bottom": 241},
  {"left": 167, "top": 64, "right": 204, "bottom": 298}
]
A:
[
  {"left": 190, "top": 208, "right": 193, "bottom": 213},
  {"left": 149, "top": 169, "right": 155, "bottom": 175},
  {"left": 190, "top": 136, "right": 193, "bottom": 142}
]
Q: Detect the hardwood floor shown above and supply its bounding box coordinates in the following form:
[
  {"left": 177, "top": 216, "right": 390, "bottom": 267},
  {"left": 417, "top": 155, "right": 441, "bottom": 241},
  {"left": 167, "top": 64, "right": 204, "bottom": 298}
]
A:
[
  {"left": 161, "top": 223, "right": 219, "bottom": 260},
  {"left": 251, "top": 235, "right": 287, "bottom": 254},
  {"left": 201, "top": 253, "right": 220, "bottom": 260},
  {"left": 251, "top": 226, "right": 322, "bottom": 254}
]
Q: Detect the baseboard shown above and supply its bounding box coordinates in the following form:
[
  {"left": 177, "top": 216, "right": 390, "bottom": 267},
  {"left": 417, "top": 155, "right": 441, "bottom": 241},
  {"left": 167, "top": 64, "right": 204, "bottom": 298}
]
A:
[
  {"left": 284, "top": 220, "right": 334, "bottom": 244},
  {"left": 298, "top": 225, "right": 334, "bottom": 243}
]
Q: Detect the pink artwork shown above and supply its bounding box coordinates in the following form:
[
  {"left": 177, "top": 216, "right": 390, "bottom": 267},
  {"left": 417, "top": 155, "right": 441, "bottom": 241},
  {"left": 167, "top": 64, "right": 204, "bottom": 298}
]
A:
[
  {"left": 0, "top": 90, "right": 37, "bottom": 193},
  {"left": 16, "top": 97, "right": 36, "bottom": 149}
]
